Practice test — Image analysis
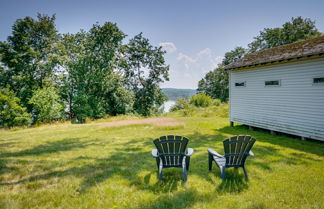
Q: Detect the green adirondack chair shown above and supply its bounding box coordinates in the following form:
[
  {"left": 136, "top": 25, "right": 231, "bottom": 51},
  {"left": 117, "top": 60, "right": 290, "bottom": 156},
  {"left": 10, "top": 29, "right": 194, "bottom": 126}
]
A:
[
  {"left": 152, "top": 135, "right": 194, "bottom": 181},
  {"left": 208, "top": 135, "right": 256, "bottom": 180}
]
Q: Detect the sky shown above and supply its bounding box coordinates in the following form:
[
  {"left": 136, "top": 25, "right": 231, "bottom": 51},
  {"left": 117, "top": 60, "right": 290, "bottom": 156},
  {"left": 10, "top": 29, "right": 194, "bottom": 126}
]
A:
[{"left": 1, "top": 0, "right": 324, "bottom": 89}]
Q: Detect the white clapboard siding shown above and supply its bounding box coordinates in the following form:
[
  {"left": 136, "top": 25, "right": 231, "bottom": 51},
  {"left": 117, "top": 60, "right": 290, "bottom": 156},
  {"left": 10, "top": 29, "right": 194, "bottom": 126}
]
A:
[{"left": 229, "top": 57, "right": 324, "bottom": 141}]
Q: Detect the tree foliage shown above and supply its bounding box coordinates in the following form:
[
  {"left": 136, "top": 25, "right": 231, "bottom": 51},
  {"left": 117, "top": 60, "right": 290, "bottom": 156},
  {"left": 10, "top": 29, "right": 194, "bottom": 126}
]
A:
[
  {"left": 61, "top": 22, "right": 128, "bottom": 121},
  {"left": 0, "top": 86, "right": 31, "bottom": 127},
  {"left": 0, "top": 14, "right": 171, "bottom": 126},
  {"left": 120, "top": 33, "right": 169, "bottom": 116},
  {"left": 0, "top": 14, "right": 60, "bottom": 111},
  {"left": 248, "top": 17, "right": 322, "bottom": 53},
  {"left": 29, "top": 86, "right": 63, "bottom": 122}
]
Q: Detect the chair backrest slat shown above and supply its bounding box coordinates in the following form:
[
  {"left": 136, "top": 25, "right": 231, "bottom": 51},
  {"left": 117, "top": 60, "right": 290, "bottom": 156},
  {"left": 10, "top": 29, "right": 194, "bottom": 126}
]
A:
[
  {"left": 223, "top": 135, "right": 256, "bottom": 167},
  {"left": 154, "top": 135, "right": 188, "bottom": 167},
  {"left": 230, "top": 136, "right": 237, "bottom": 165},
  {"left": 223, "top": 138, "right": 230, "bottom": 166},
  {"left": 168, "top": 135, "right": 175, "bottom": 165},
  {"left": 235, "top": 135, "right": 245, "bottom": 165},
  {"left": 175, "top": 135, "right": 182, "bottom": 165}
]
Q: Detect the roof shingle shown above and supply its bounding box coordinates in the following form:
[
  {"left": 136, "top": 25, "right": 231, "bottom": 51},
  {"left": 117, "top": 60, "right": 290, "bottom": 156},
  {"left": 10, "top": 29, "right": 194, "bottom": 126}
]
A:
[{"left": 225, "top": 36, "right": 324, "bottom": 70}]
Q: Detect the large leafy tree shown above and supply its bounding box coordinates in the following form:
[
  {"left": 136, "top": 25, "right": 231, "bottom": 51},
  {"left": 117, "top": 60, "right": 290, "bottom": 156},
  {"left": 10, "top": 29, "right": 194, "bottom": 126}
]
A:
[
  {"left": 120, "top": 33, "right": 169, "bottom": 116},
  {"left": 0, "top": 14, "right": 60, "bottom": 111},
  {"left": 198, "top": 17, "right": 322, "bottom": 101},
  {"left": 61, "top": 22, "right": 127, "bottom": 121},
  {"left": 198, "top": 47, "right": 246, "bottom": 102},
  {"left": 248, "top": 17, "right": 322, "bottom": 53}
]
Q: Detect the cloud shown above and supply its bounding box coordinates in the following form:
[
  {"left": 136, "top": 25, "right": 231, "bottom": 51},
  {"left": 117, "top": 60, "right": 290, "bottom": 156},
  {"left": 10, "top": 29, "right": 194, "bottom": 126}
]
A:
[
  {"left": 159, "top": 42, "right": 177, "bottom": 53},
  {"left": 176, "top": 53, "right": 196, "bottom": 63},
  {"left": 197, "top": 48, "right": 212, "bottom": 57},
  {"left": 161, "top": 48, "right": 223, "bottom": 89}
]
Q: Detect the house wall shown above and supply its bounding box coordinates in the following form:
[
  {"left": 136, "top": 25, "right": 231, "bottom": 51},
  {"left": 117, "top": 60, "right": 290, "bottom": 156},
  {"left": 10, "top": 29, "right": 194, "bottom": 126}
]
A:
[{"left": 229, "top": 57, "right": 324, "bottom": 141}]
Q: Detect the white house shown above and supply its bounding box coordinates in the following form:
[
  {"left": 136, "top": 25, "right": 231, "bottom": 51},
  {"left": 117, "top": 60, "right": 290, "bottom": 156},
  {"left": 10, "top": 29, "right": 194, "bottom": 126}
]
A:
[{"left": 225, "top": 36, "right": 324, "bottom": 141}]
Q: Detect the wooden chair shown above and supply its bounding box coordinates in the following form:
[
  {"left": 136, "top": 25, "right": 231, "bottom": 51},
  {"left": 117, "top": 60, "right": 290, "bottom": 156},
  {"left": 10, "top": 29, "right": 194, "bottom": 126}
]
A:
[
  {"left": 208, "top": 135, "right": 256, "bottom": 180},
  {"left": 152, "top": 135, "right": 194, "bottom": 181}
]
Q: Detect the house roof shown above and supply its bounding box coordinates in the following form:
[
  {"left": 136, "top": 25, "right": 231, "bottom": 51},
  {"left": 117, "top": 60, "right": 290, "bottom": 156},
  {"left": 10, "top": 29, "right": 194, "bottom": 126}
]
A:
[{"left": 225, "top": 36, "right": 324, "bottom": 70}]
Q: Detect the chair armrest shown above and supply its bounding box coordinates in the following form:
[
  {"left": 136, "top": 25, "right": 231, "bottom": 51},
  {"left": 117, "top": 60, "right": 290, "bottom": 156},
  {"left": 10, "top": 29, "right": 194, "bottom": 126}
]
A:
[
  {"left": 208, "top": 148, "right": 224, "bottom": 158},
  {"left": 152, "top": 149, "right": 159, "bottom": 157},
  {"left": 249, "top": 151, "right": 254, "bottom": 157},
  {"left": 186, "top": 148, "right": 194, "bottom": 157}
]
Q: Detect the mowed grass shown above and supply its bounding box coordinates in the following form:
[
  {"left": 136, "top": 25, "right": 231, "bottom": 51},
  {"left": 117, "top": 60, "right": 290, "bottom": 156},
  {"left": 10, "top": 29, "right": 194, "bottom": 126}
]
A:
[{"left": 0, "top": 106, "right": 323, "bottom": 209}]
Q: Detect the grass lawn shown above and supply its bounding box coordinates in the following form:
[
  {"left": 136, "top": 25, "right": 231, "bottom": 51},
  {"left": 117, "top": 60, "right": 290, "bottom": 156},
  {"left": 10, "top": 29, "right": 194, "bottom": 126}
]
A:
[{"left": 0, "top": 105, "right": 323, "bottom": 209}]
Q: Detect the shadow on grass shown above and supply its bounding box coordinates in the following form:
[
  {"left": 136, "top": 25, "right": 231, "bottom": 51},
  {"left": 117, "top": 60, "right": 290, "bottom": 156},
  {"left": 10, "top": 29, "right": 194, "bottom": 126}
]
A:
[
  {"left": 130, "top": 188, "right": 200, "bottom": 209},
  {"left": 0, "top": 137, "right": 108, "bottom": 177},
  {"left": 0, "top": 138, "right": 93, "bottom": 157},
  {"left": 218, "top": 125, "right": 324, "bottom": 157},
  {"left": 216, "top": 169, "right": 248, "bottom": 193}
]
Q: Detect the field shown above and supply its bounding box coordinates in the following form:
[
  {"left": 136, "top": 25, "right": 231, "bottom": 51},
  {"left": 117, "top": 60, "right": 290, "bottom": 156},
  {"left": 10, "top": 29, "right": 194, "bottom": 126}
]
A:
[{"left": 0, "top": 105, "right": 323, "bottom": 209}]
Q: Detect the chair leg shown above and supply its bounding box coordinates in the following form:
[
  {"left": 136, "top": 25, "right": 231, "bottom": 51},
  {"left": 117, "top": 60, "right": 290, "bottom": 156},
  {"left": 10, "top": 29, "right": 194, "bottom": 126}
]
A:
[
  {"left": 208, "top": 153, "right": 213, "bottom": 171},
  {"left": 155, "top": 158, "right": 160, "bottom": 170},
  {"left": 186, "top": 157, "right": 190, "bottom": 171},
  {"left": 183, "top": 164, "right": 187, "bottom": 182},
  {"left": 243, "top": 166, "right": 248, "bottom": 180},
  {"left": 158, "top": 159, "right": 163, "bottom": 180},
  {"left": 220, "top": 167, "right": 226, "bottom": 180}
]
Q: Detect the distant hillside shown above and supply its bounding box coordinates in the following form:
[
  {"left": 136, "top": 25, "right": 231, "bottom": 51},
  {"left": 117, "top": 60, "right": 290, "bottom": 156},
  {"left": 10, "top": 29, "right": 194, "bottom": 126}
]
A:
[{"left": 162, "top": 88, "right": 196, "bottom": 101}]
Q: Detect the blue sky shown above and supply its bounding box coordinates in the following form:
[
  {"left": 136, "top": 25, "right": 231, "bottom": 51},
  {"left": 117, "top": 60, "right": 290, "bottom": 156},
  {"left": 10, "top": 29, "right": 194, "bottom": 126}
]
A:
[{"left": 1, "top": 0, "right": 324, "bottom": 89}]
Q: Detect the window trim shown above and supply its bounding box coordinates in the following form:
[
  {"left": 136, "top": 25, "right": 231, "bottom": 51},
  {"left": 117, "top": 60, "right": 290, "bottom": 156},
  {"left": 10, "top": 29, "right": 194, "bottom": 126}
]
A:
[
  {"left": 264, "top": 79, "right": 281, "bottom": 87},
  {"left": 234, "top": 81, "right": 246, "bottom": 87}
]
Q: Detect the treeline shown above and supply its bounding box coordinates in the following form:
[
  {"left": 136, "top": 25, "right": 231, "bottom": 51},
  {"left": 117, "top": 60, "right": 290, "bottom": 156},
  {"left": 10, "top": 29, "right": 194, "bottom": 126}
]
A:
[
  {"left": 0, "top": 14, "right": 169, "bottom": 127},
  {"left": 197, "top": 17, "right": 322, "bottom": 102}
]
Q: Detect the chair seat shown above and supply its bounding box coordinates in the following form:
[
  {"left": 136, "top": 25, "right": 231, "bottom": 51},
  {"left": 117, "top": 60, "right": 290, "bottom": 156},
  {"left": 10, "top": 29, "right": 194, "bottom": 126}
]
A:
[{"left": 213, "top": 156, "right": 226, "bottom": 167}]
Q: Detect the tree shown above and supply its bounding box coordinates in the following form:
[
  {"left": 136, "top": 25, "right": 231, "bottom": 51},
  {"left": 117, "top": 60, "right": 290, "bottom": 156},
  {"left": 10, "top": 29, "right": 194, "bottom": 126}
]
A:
[
  {"left": 198, "top": 47, "right": 245, "bottom": 102},
  {"left": 0, "top": 86, "right": 31, "bottom": 127},
  {"left": 0, "top": 14, "right": 60, "bottom": 111},
  {"left": 248, "top": 17, "right": 322, "bottom": 53},
  {"left": 222, "top": 47, "right": 246, "bottom": 66},
  {"left": 29, "top": 86, "right": 63, "bottom": 122},
  {"left": 120, "top": 33, "right": 169, "bottom": 116},
  {"left": 61, "top": 22, "right": 127, "bottom": 121},
  {"left": 197, "top": 66, "right": 229, "bottom": 102}
]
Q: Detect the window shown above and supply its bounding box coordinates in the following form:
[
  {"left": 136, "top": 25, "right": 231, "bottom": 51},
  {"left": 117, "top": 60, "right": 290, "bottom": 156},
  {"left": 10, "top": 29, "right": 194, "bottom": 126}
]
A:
[
  {"left": 235, "top": 82, "right": 246, "bottom": 87},
  {"left": 313, "top": 77, "right": 324, "bottom": 84},
  {"left": 265, "top": 80, "right": 280, "bottom": 86}
]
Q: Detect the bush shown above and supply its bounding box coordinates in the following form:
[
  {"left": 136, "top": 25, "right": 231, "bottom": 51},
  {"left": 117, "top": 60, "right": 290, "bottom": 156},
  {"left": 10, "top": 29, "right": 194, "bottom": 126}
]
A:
[
  {"left": 0, "top": 87, "right": 31, "bottom": 127},
  {"left": 71, "top": 93, "right": 93, "bottom": 123},
  {"left": 29, "top": 86, "right": 64, "bottom": 122},
  {"left": 212, "top": 98, "right": 221, "bottom": 106},
  {"left": 108, "top": 87, "right": 134, "bottom": 115},
  {"left": 189, "top": 93, "right": 213, "bottom": 107},
  {"left": 170, "top": 98, "right": 190, "bottom": 112}
]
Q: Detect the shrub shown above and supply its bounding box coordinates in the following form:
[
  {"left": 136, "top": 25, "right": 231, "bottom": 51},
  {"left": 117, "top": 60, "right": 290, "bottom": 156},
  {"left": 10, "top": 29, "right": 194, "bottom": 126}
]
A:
[
  {"left": 0, "top": 87, "right": 31, "bottom": 127},
  {"left": 170, "top": 98, "right": 190, "bottom": 112},
  {"left": 29, "top": 86, "right": 64, "bottom": 122},
  {"left": 212, "top": 98, "right": 221, "bottom": 106},
  {"left": 189, "top": 93, "right": 213, "bottom": 107},
  {"left": 71, "top": 93, "right": 93, "bottom": 123},
  {"left": 108, "top": 87, "right": 134, "bottom": 115}
]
